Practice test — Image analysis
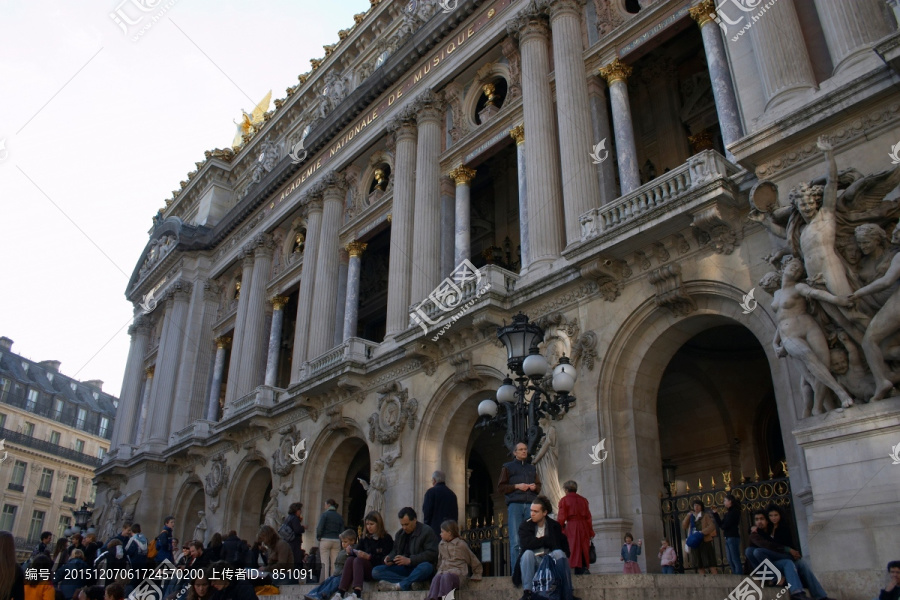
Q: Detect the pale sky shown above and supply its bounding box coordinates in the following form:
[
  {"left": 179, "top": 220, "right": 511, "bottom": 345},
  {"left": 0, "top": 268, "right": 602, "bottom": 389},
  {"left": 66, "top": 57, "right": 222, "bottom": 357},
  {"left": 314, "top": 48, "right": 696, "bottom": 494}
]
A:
[{"left": 0, "top": 0, "right": 370, "bottom": 398}]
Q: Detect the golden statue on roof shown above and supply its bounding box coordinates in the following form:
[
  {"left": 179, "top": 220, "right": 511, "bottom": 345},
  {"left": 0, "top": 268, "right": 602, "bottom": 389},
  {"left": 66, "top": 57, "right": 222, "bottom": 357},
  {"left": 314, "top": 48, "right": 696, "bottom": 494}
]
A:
[{"left": 232, "top": 90, "right": 272, "bottom": 149}]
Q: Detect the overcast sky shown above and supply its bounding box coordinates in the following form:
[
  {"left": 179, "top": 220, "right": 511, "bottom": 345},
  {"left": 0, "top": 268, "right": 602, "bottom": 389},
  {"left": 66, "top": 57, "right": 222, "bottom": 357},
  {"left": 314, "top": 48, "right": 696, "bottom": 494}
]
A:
[{"left": 0, "top": 0, "right": 370, "bottom": 398}]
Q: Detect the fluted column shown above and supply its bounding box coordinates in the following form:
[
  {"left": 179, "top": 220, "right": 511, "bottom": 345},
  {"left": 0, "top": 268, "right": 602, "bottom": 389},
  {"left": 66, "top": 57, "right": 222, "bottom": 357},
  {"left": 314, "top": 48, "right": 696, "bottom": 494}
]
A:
[
  {"left": 234, "top": 235, "right": 275, "bottom": 398},
  {"left": 440, "top": 177, "right": 456, "bottom": 278},
  {"left": 147, "top": 282, "right": 191, "bottom": 445},
  {"left": 309, "top": 173, "right": 348, "bottom": 359},
  {"left": 547, "top": 0, "right": 602, "bottom": 246},
  {"left": 746, "top": 0, "right": 815, "bottom": 110},
  {"left": 206, "top": 336, "right": 231, "bottom": 420},
  {"left": 599, "top": 58, "right": 640, "bottom": 195},
  {"left": 509, "top": 11, "right": 565, "bottom": 268},
  {"left": 111, "top": 316, "right": 151, "bottom": 450},
  {"left": 225, "top": 251, "right": 255, "bottom": 403},
  {"left": 509, "top": 124, "right": 530, "bottom": 269},
  {"left": 690, "top": 1, "right": 743, "bottom": 161},
  {"left": 586, "top": 79, "right": 618, "bottom": 204},
  {"left": 134, "top": 366, "right": 154, "bottom": 445},
  {"left": 290, "top": 195, "right": 323, "bottom": 382},
  {"left": 411, "top": 92, "right": 443, "bottom": 303},
  {"left": 449, "top": 165, "right": 476, "bottom": 266},
  {"left": 385, "top": 111, "right": 418, "bottom": 337},
  {"left": 264, "top": 296, "right": 289, "bottom": 387},
  {"left": 343, "top": 242, "right": 367, "bottom": 341},
  {"left": 814, "top": 0, "right": 890, "bottom": 75}
]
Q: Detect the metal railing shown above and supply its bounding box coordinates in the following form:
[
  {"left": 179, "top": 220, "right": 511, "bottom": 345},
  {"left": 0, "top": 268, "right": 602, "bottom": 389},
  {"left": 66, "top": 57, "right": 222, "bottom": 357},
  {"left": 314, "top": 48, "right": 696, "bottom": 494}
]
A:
[
  {"left": 0, "top": 426, "right": 102, "bottom": 467},
  {"left": 461, "top": 516, "right": 510, "bottom": 577}
]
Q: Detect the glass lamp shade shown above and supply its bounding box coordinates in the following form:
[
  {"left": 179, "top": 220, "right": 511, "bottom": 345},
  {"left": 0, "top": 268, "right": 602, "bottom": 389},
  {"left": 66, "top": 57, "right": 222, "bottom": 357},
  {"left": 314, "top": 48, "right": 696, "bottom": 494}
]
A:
[
  {"left": 553, "top": 355, "right": 577, "bottom": 380},
  {"left": 478, "top": 399, "right": 499, "bottom": 418},
  {"left": 63, "top": 528, "right": 73, "bottom": 537},
  {"left": 497, "top": 378, "right": 517, "bottom": 403},
  {"left": 523, "top": 349, "right": 550, "bottom": 378},
  {"left": 498, "top": 313, "right": 544, "bottom": 367},
  {"left": 552, "top": 371, "right": 575, "bottom": 393}
]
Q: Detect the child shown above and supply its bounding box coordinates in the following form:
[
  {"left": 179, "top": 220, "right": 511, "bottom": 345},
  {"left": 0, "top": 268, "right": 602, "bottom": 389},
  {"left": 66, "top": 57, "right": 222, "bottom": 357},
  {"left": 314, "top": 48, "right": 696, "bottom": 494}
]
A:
[
  {"left": 658, "top": 539, "right": 676, "bottom": 574},
  {"left": 426, "top": 521, "right": 482, "bottom": 600},
  {"left": 304, "top": 530, "right": 357, "bottom": 600},
  {"left": 620, "top": 533, "right": 642, "bottom": 574}
]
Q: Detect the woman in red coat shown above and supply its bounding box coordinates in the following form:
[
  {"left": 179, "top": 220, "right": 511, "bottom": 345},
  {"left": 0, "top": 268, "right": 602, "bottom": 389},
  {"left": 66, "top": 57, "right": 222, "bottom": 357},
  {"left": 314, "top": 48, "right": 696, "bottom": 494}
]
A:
[{"left": 557, "top": 480, "right": 595, "bottom": 575}]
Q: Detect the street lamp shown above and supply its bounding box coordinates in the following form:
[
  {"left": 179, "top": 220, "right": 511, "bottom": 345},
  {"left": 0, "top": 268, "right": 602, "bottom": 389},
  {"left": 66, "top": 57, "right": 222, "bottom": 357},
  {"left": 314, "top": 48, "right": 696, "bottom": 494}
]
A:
[
  {"left": 73, "top": 504, "right": 93, "bottom": 531},
  {"left": 477, "top": 312, "right": 577, "bottom": 455}
]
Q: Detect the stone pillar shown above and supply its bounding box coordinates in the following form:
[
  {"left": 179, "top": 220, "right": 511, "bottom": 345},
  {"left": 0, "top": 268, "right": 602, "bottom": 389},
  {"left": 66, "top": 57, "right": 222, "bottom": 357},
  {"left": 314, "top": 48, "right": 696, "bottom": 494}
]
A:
[
  {"left": 147, "top": 281, "right": 191, "bottom": 445},
  {"left": 342, "top": 241, "right": 367, "bottom": 341},
  {"left": 449, "top": 165, "right": 476, "bottom": 267},
  {"left": 290, "top": 195, "right": 323, "bottom": 381},
  {"left": 440, "top": 177, "right": 456, "bottom": 278},
  {"left": 813, "top": 0, "right": 891, "bottom": 75},
  {"left": 411, "top": 92, "right": 443, "bottom": 303},
  {"left": 599, "top": 58, "right": 640, "bottom": 195},
  {"left": 385, "top": 112, "right": 418, "bottom": 337},
  {"left": 509, "top": 9, "right": 565, "bottom": 269},
  {"left": 111, "top": 315, "right": 150, "bottom": 449},
  {"left": 509, "top": 124, "right": 530, "bottom": 269},
  {"left": 586, "top": 78, "right": 618, "bottom": 205},
  {"left": 690, "top": 1, "right": 744, "bottom": 161},
  {"left": 308, "top": 173, "right": 348, "bottom": 359},
  {"left": 265, "top": 296, "right": 289, "bottom": 387},
  {"left": 225, "top": 251, "right": 255, "bottom": 403},
  {"left": 547, "top": 0, "right": 602, "bottom": 247},
  {"left": 206, "top": 336, "right": 231, "bottom": 420},
  {"left": 235, "top": 234, "right": 275, "bottom": 398},
  {"left": 746, "top": 0, "right": 816, "bottom": 110},
  {"left": 134, "top": 366, "right": 154, "bottom": 445},
  {"left": 334, "top": 253, "right": 349, "bottom": 348}
]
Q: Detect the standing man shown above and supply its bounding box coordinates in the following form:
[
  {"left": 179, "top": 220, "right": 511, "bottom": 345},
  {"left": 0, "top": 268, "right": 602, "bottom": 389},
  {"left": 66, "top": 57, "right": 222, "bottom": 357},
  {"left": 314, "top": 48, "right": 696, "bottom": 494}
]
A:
[
  {"left": 373, "top": 507, "right": 439, "bottom": 592},
  {"left": 155, "top": 516, "right": 176, "bottom": 564},
  {"left": 498, "top": 442, "right": 541, "bottom": 568},
  {"left": 423, "top": 471, "right": 458, "bottom": 537}
]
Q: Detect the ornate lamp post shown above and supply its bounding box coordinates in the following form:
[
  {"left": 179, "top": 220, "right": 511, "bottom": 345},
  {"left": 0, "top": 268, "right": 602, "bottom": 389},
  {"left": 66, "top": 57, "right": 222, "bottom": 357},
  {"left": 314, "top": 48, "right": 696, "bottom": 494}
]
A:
[
  {"left": 477, "top": 312, "right": 577, "bottom": 455},
  {"left": 73, "top": 503, "right": 93, "bottom": 533}
]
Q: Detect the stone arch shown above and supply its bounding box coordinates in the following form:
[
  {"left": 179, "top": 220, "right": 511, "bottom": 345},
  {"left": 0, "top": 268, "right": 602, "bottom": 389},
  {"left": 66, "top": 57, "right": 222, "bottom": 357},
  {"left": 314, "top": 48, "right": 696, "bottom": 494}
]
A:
[
  {"left": 172, "top": 475, "right": 205, "bottom": 543},
  {"left": 463, "top": 63, "right": 512, "bottom": 129},
  {"left": 357, "top": 150, "right": 395, "bottom": 210},
  {"left": 223, "top": 453, "right": 273, "bottom": 541}
]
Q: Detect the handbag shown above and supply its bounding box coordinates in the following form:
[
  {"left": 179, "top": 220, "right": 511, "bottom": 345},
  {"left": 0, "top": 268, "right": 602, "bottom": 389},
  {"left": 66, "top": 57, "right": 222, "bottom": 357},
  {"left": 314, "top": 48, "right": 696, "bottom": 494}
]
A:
[
  {"left": 685, "top": 514, "right": 704, "bottom": 548},
  {"left": 589, "top": 541, "right": 597, "bottom": 564},
  {"left": 278, "top": 517, "right": 296, "bottom": 543}
]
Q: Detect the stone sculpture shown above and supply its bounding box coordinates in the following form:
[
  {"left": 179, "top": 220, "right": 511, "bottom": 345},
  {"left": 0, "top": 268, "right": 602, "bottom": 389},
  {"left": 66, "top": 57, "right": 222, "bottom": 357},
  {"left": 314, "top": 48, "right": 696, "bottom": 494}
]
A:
[
  {"left": 359, "top": 459, "right": 386, "bottom": 517},
  {"left": 533, "top": 415, "right": 564, "bottom": 511},
  {"left": 194, "top": 510, "right": 207, "bottom": 545}
]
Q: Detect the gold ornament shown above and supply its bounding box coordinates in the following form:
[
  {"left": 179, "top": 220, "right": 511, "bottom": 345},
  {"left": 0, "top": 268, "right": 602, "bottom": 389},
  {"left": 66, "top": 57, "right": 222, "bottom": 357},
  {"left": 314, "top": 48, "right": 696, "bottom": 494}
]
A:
[
  {"left": 449, "top": 165, "right": 477, "bottom": 186},
  {"left": 599, "top": 57, "right": 632, "bottom": 85}
]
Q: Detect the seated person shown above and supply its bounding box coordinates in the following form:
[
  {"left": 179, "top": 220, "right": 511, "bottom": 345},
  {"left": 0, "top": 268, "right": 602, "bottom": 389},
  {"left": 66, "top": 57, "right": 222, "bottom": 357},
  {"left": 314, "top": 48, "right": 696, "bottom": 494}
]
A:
[
  {"left": 878, "top": 561, "right": 900, "bottom": 600},
  {"left": 303, "top": 530, "right": 357, "bottom": 600},
  {"left": 209, "top": 561, "right": 259, "bottom": 600},
  {"left": 516, "top": 496, "right": 574, "bottom": 600},
  {"left": 426, "top": 520, "right": 481, "bottom": 600},
  {"left": 335, "top": 512, "right": 394, "bottom": 600},
  {"left": 373, "top": 507, "right": 438, "bottom": 592}
]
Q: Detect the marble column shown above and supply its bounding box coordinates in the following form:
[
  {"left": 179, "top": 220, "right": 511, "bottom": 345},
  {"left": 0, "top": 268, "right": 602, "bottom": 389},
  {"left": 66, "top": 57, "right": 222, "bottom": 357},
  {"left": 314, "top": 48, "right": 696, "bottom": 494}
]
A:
[
  {"left": 586, "top": 78, "right": 618, "bottom": 205},
  {"left": 134, "top": 366, "right": 154, "bottom": 445},
  {"left": 813, "top": 0, "right": 891, "bottom": 75},
  {"left": 309, "top": 173, "right": 348, "bottom": 359},
  {"left": 411, "top": 92, "right": 443, "bottom": 303},
  {"left": 509, "top": 10, "right": 565, "bottom": 268},
  {"left": 290, "top": 195, "right": 323, "bottom": 381},
  {"left": 343, "top": 241, "right": 367, "bottom": 341},
  {"left": 111, "top": 315, "right": 150, "bottom": 449},
  {"left": 265, "top": 296, "right": 289, "bottom": 387},
  {"left": 385, "top": 112, "right": 418, "bottom": 337},
  {"left": 333, "top": 253, "right": 348, "bottom": 348},
  {"left": 599, "top": 58, "right": 640, "bottom": 195},
  {"left": 547, "top": 0, "right": 602, "bottom": 247},
  {"left": 449, "top": 165, "right": 476, "bottom": 267},
  {"left": 206, "top": 336, "right": 231, "bottom": 420},
  {"left": 690, "top": 1, "right": 744, "bottom": 161},
  {"left": 235, "top": 234, "right": 274, "bottom": 398},
  {"left": 440, "top": 177, "right": 456, "bottom": 278},
  {"left": 147, "top": 281, "right": 191, "bottom": 445},
  {"left": 225, "top": 251, "right": 255, "bottom": 403},
  {"left": 509, "top": 124, "right": 530, "bottom": 269},
  {"left": 747, "top": 0, "right": 815, "bottom": 110}
]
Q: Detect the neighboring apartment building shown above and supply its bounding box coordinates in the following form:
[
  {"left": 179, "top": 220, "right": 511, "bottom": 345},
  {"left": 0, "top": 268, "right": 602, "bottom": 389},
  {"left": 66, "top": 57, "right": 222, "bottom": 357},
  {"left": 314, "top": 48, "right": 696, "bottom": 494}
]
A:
[{"left": 0, "top": 336, "right": 116, "bottom": 558}]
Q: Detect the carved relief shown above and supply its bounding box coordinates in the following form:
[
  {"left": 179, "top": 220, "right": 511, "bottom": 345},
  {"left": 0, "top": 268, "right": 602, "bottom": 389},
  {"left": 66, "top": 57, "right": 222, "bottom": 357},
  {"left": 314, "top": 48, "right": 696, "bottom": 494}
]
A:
[
  {"left": 571, "top": 331, "right": 598, "bottom": 371},
  {"left": 204, "top": 454, "right": 230, "bottom": 513},
  {"left": 648, "top": 263, "right": 696, "bottom": 316},
  {"left": 579, "top": 256, "right": 630, "bottom": 302}
]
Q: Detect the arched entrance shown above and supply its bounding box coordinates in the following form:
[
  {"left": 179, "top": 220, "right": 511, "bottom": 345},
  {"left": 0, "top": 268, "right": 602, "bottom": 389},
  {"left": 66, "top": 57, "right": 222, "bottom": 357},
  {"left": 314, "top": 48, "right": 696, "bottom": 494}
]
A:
[
  {"left": 224, "top": 458, "right": 274, "bottom": 542},
  {"left": 172, "top": 477, "right": 205, "bottom": 543}
]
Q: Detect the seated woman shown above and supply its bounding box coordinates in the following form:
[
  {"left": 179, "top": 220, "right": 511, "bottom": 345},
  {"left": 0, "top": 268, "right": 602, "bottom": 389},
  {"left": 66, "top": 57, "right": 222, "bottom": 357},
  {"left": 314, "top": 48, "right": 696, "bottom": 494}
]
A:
[{"left": 335, "top": 512, "right": 393, "bottom": 600}]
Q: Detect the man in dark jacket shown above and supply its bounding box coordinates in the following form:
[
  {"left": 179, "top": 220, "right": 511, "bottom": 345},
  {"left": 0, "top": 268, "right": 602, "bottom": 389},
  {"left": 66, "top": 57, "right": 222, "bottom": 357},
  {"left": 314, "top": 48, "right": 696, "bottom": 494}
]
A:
[
  {"left": 422, "top": 471, "right": 458, "bottom": 537},
  {"left": 373, "top": 507, "right": 438, "bottom": 592},
  {"left": 499, "top": 442, "right": 542, "bottom": 568},
  {"left": 284, "top": 502, "right": 306, "bottom": 567},
  {"left": 155, "top": 517, "right": 176, "bottom": 564},
  {"left": 221, "top": 531, "right": 249, "bottom": 567},
  {"left": 516, "top": 496, "right": 573, "bottom": 600},
  {"left": 34, "top": 531, "right": 53, "bottom": 557}
]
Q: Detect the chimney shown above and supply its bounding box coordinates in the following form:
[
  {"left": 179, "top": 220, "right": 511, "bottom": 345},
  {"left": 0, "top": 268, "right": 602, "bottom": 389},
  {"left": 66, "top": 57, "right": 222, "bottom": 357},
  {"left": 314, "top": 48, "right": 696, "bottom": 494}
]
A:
[
  {"left": 84, "top": 380, "right": 104, "bottom": 391},
  {"left": 40, "top": 360, "right": 61, "bottom": 372},
  {"left": 0, "top": 337, "right": 12, "bottom": 351}
]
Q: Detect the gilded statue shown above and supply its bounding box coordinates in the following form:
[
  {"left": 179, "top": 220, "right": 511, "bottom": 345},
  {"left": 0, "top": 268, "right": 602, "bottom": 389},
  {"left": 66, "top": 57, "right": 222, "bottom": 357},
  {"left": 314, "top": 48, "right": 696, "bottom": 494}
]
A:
[{"left": 232, "top": 91, "right": 272, "bottom": 149}]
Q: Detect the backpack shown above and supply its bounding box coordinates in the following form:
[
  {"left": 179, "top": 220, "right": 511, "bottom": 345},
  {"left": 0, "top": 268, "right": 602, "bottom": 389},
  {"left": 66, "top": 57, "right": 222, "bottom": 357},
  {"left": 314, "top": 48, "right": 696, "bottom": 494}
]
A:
[
  {"left": 278, "top": 517, "right": 296, "bottom": 543},
  {"left": 531, "top": 555, "right": 559, "bottom": 600},
  {"left": 148, "top": 531, "right": 165, "bottom": 560}
]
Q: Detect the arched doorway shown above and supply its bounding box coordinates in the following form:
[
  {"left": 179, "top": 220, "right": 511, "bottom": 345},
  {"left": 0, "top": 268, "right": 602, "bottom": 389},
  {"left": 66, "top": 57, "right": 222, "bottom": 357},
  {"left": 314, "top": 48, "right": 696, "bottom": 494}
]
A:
[
  {"left": 172, "top": 478, "right": 205, "bottom": 543},
  {"left": 224, "top": 459, "right": 274, "bottom": 542},
  {"left": 345, "top": 445, "right": 371, "bottom": 533}
]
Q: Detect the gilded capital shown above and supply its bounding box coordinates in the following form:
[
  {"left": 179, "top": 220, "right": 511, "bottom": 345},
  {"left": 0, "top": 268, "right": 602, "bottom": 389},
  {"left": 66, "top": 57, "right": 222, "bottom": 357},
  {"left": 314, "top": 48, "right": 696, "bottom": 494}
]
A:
[
  {"left": 449, "top": 165, "right": 477, "bottom": 186},
  {"left": 689, "top": 0, "right": 718, "bottom": 28},
  {"left": 599, "top": 58, "right": 632, "bottom": 85},
  {"left": 346, "top": 241, "right": 368, "bottom": 258},
  {"left": 270, "top": 296, "right": 289, "bottom": 310},
  {"left": 145, "top": 365, "right": 156, "bottom": 378},
  {"left": 509, "top": 124, "right": 525, "bottom": 145},
  {"left": 215, "top": 336, "right": 233, "bottom": 349}
]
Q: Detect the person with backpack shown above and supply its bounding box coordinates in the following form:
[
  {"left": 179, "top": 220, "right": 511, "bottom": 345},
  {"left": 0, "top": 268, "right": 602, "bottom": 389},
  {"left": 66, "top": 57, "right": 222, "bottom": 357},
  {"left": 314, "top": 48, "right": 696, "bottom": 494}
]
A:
[
  {"left": 280, "top": 503, "right": 306, "bottom": 569},
  {"left": 513, "top": 496, "right": 575, "bottom": 600},
  {"left": 125, "top": 524, "right": 148, "bottom": 571},
  {"left": 154, "top": 517, "right": 176, "bottom": 564},
  {"left": 221, "top": 531, "right": 248, "bottom": 568}
]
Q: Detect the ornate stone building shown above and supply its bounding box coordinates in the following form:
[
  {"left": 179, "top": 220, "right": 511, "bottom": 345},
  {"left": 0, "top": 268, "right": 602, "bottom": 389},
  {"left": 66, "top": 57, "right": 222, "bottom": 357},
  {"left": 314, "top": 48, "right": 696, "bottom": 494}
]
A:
[{"left": 100, "top": 0, "right": 900, "bottom": 594}]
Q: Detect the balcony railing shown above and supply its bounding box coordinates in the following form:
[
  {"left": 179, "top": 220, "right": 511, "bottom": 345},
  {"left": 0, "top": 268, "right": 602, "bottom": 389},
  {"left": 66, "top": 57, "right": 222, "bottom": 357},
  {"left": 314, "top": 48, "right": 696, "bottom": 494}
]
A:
[
  {"left": 405, "top": 265, "right": 516, "bottom": 332},
  {"left": 36, "top": 489, "right": 52, "bottom": 498},
  {"left": 63, "top": 496, "right": 77, "bottom": 504},
  {"left": 7, "top": 483, "right": 24, "bottom": 492},
  {"left": 304, "top": 337, "right": 379, "bottom": 381},
  {"left": 0, "top": 427, "right": 102, "bottom": 467}
]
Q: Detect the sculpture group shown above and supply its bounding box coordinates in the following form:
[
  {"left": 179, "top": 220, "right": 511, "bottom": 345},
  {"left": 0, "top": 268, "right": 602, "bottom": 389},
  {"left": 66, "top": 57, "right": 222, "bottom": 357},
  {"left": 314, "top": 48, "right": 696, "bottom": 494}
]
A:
[{"left": 751, "top": 137, "right": 900, "bottom": 414}]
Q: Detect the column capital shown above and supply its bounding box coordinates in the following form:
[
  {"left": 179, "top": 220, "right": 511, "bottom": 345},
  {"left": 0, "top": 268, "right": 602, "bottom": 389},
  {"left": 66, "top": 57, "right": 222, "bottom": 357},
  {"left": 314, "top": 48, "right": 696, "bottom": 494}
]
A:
[
  {"left": 203, "top": 279, "right": 222, "bottom": 301},
  {"left": 215, "top": 335, "right": 233, "bottom": 349},
  {"left": 386, "top": 106, "right": 418, "bottom": 142},
  {"left": 509, "top": 124, "right": 525, "bottom": 145},
  {"left": 449, "top": 165, "right": 477, "bottom": 186},
  {"left": 507, "top": 2, "right": 550, "bottom": 43},
  {"left": 688, "top": 0, "right": 717, "bottom": 28},
  {"left": 303, "top": 192, "right": 324, "bottom": 213},
  {"left": 270, "top": 296, "right": 289, "bottom": 310},
  {"left": 252, "top": 233, "right": 276, "bottom": 258},
  {"left": 145, "top": 365, "right": 156, "bottom": 378},
  {"left": 599, "top": 57, "right": 632, "bottom": 85},
  {"left": 346, "top": 241, "right": 368, "bottom": 258},
  {"left": 129, "top": 315, "right": 153, "bottom": 337},
  {"left": 168, "top": 279, "right": 193, "bottom": 301},
  {"left": 546, "top": 0, "right": 585, "bottom": 20},
  {"left": 321, "top": 170, "right": 349, "bottom": 202},
  {"left": 414, "top": 90, "right": 444, "bottom": 125}
]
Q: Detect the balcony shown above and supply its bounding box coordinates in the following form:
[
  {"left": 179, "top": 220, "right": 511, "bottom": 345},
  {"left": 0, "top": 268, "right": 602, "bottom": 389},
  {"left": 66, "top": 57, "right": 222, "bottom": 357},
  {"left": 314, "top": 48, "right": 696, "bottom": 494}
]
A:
[
  {"left": 0, "top": 427, "right": 102, "bottom": 468},
  {"left": 7, "top": 483, "right": 24, "bottom": 492},
  {"left": 36, "top": 489, "right": 52, "bottom": 498},
  {"left": 63, "top": 496, "right": 77, "bottom": 504}
]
